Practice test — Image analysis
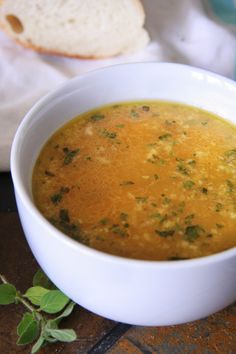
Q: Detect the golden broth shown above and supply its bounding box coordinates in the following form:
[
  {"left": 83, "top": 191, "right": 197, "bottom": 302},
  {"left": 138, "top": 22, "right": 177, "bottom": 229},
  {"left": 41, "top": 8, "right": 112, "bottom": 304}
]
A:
[{"left": 32, "top": 101, "right": 236, "bottom": 260}]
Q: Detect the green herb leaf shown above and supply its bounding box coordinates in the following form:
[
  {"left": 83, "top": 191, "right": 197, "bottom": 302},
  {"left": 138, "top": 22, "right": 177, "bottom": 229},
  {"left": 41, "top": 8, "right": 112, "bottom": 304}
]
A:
[
  {"left": 176, "top": 162, "right": 189, "bottom": 176},
  {"left": 163, "top": 196, "right": 171, "bottom": 205},
  {"left": 158, "top": 133, "right": 172, "bottom": 141},
  {"left": 63, "top": 147, "right": 80, "bottom": 165},
  {"left": 1, "top": 271, "right": 77, "bottom": 353},
  {"left": 224, "top": 148, "right": 236, "bottom": 161},
  {"left": 135, "top": 196, "right": 148, "bottom": 203},
  {"left": 90, "top": 114, "right": 104, "bottom": 121},
  {"left": 50, "top": 187, "right": 70, "bottom": 205},
  {"left": 185, "top": 225, "right": 204, "bottom": 242},
  {"left": 130, "top": 109, "right": 139, "bottom": 118},
  {"left": 120, "top": 180, "right": 134, "bottom": 186},
  {"left": 59, "top": 209, "right": 70, "bottom": 223},
  {"left": 99, "top": 217, "right": 109, "bottom": 225},
  {"left": 226, "top": 180, "right": 234, "bottom": 193},
  {"left": 24, "top": 286, "right": 50, "bottom": 306},
  {"left": 0, "top": 283, "right": 16, "bottom": 304},
  {"left": 55, "top": 301, "right": 76, "bottom": 322},
  {"left": 155, "top": 229, "right": 175, "bottom": 237},
  {"left": 43, "top": 335, "right": 57, "bottom": 344},
  {"left": 183, "top": 180, "right": 195, "bottom": 189},
  {"left": 147, "top": 154, "right": 165, "bottom": 165},
  {"left": 17, "top": 313, "right": 39, "bottom": 345},
  {"left": 188, "top": 159, "right": 196, "bottom": 166},
  {"left": 101, "top": 129, "right": 117, "bottom": 139},
  {"left": 110, "top": 225, "right": 127, "bottom": 237},
  {"left": 159, "top": 214, "right": 168, "bottom": 224},
  {"left": 120, "top": 212, "right": 128, "bottom": 221},
  {"left": 31, "top": 335, "right": 45, "bottom": 354},
  {"left": 45, "top": 319, "right": 58, "bottom": 331},
  {"left": 40, "top": 290, "right": 70, "bottom": 314},
  {"left": 51, "top": 193, "right": 62, "bottom": 204},
  {"left": 17, "top": 312, "right": 35, "bottom": 336},
  {"left": 184, "top": 214, "right": 195, "bottom": 225},
  {"left": 45, "top": 302, "right": 76, "bottom": 331},
  {"left": 46, "top": 329, "right": 77, "bottom": 342},
  {"left": 33, "top": 269, "right": 56, "bottom": 290}
]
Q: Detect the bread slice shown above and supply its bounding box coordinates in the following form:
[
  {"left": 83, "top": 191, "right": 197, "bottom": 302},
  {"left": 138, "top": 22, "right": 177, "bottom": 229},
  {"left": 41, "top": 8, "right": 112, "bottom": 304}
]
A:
[{"left": 0, "top": 0, "right": 149, "bottom": 58}]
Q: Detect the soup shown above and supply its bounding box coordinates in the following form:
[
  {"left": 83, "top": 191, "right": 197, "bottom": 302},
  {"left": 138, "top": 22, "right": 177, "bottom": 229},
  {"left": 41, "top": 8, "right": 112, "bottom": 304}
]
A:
[{"left": 32, "top": 101, "right": 236, "bottom": 260}]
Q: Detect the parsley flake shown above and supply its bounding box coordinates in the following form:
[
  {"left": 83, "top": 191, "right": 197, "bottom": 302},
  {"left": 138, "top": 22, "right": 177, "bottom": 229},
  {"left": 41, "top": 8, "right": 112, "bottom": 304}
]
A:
[
  {"left": 158, "top": 133, "right": 172, "bottom": 141},
  {"left": 183, "top": 180, "right": 195, "bottom": 189},
  {"left": 63, "top": 147, "right": 80, "bottom": 165},
  {"left": 184, "top": 225, "right": 204, "bottom": 242},
  {"left": 155, "top": 229, "right": 175, "bottom": 237},
  {"left": 90, "top": 114, "right": 104, "bottom": 122}
]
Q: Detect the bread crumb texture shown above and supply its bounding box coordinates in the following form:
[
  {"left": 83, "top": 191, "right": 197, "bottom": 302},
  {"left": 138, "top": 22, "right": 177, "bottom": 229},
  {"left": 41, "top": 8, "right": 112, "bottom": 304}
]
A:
[{"left": 0, "top": 0, "right": 150, "bottom": 58}]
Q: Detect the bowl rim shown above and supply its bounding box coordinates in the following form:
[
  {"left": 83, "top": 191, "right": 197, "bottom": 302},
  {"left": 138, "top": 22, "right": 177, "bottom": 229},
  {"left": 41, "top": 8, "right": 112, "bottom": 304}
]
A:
[{"left": 10, "top": 61, "right": 236, "bottom": 268}]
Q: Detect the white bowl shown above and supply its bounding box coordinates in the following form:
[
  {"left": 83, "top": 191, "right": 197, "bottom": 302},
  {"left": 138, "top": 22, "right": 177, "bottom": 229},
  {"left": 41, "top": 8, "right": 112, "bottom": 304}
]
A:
[{"left": 11, "top": 63, "right": 236, "bottom": 326}]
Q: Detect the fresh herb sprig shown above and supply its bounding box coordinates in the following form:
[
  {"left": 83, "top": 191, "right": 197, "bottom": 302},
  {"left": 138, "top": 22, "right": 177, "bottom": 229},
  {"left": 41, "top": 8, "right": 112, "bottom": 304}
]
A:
[{"left": 0, "top": 270, "right": 77, "bottom": 353}]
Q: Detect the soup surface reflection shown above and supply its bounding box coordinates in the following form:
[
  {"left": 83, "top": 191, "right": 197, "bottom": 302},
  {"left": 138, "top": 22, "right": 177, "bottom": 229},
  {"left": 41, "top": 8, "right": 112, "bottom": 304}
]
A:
[{"left": 32, "top": 101, "right": 236, "bottom": 260}]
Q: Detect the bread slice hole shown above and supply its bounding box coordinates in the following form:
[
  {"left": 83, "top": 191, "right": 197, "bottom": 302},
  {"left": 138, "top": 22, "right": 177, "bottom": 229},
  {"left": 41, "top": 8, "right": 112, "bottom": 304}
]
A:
[{"left": 6, "top": 14, "right": 24, "bottom": 33}]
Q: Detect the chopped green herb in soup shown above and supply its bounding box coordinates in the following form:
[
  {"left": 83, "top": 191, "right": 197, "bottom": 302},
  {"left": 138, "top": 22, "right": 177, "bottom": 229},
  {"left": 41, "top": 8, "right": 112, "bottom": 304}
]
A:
[{"left": 32, "top": 101, "right": 236, "bottom": 260}]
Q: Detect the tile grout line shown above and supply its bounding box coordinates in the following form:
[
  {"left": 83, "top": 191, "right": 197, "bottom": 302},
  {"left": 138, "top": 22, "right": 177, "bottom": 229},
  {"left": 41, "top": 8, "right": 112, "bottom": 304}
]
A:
[
  {"left": 0, "top": 173, "right": 17, "bottom": 213},
  {"left": 88, "top": 323, "right": 132, "bottom": 354}
]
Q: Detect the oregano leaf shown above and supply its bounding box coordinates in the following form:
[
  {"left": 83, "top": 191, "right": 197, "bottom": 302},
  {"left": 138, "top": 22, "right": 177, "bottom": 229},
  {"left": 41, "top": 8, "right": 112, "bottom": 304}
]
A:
[
  {"left": 40, "top": 290, "right": 69, "bottom": 314},
  {"left": 17, "top": 315, "right": 39, "bottom": 345},
  {"left": 44, "top": 336, "right": 57, "bottom": 343},
  {"left": 17, "top": 312, "right": 34, "bottom": 336},
  {"left": 45, "top": 319, "right": 58, "bottom": 330},
  {"left": 47, "top": 328, "right": 77, "bottom": 342},
  {"left": 55, "top": 301, "right": 76, "bottom": 322},
  {"left": 24, "top": 286, "right": 50, "bottom": 305},
  {"left": 0, "top": 283, "right": 16, "bottom": 304},
  {"left": 33, "top": 269, "right": 56, "bottom": 290},
  {"left": 0, "top": 272, "right": 77, "bottom": 352},
  {"left": 31, "top": 335, "right": 45, "bottom": 354}
]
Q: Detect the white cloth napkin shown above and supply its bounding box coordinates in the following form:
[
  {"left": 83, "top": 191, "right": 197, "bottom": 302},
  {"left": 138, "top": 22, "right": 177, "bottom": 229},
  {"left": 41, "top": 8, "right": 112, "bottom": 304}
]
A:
[{"left": 0, "top": 0, "right": 235, "bottom": 171}]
